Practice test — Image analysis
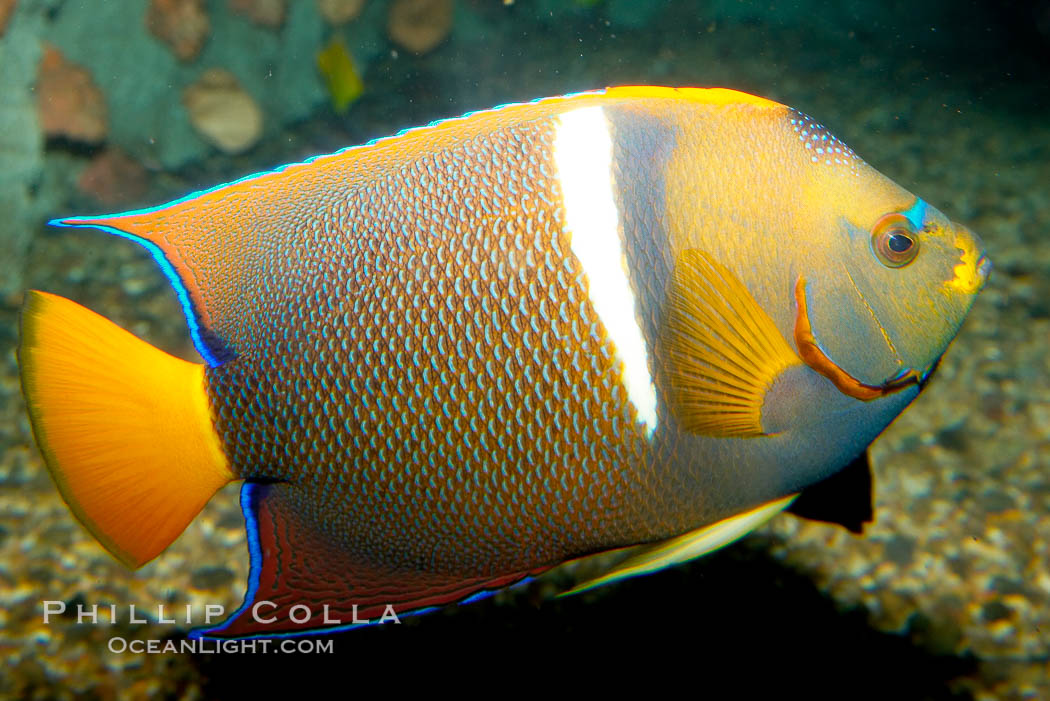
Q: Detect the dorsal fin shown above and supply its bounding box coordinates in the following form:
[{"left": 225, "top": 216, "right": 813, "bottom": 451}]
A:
[
  {"left": 50, "top": 88, "right": 787, "bottom": 369},
  {"left": 603, "top": 86, "right": 784, "bottom": 109},
  {"left": 663, "top": 249, "right": 801, "bottom": 437},
  {"left": 51, "top": 210, "right": 237, "bottom": 366}
]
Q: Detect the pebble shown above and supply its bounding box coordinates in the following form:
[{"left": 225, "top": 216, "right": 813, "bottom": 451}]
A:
[
  {"left": 318, "top": 0, "right": 366, "bottom": 25},
  {"left": 182, "top": 69, "right": 264, "bottom": 154},
  {"left": 145, "top": 0, "right": 210, "bottom": 62},
  {"left": 35, "top": 44, "right": 107, "bottom": 144},
  {"left": 228, "top": 0, "right": 286, "bottom": 28},
  {"left": 388, "top": 0, "right": 453, "bottom": 54},
  {"left": 189, "top": 566, "right": 235, "bottom": 591},
  {"left": 0, "top": 0, "right": 15, "bottom": 37}
]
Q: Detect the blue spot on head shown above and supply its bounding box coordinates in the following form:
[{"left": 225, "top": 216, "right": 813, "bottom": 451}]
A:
[{"left": 899, "top": 198, "right": 928, "bottom": 230}]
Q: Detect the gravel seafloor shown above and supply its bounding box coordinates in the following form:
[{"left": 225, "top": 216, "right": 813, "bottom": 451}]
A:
[{"left": 1, "top": 5, "right": 1047, "bottom": 699}]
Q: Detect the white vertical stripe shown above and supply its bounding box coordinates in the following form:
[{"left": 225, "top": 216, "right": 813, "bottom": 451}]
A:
[{"left": 552, "top": 106, "right": 658, "bottom": 437}]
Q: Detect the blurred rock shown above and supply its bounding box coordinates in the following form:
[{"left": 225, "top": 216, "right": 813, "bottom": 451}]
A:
[
  {"left": 190, "top": 565, "right": 235, "bottom": 590},
  {"left": 146, "top": 0, "right": 210, "bottom": 62},
  {"left": 36, "top": 44, "right": 107, "bottom": 144},
  {"left": 318, "top": 0, "right": 366, "bottom": 25},
  {"left": 50, "top": 0, "right": 324, "bottom": 171},
  {"left": 183, "top": 68, "right": 263, "bottom": 154},
  {"left": 77, "top": 149, "right": 149, "bottom": 207},
  {"left": 388, "top": 0, "right": 453, "bottom": 54},
  {"left": 0, "top": 0, "right": 15, "bottom": 37},
  {"left": 229, "top": 0, "right": 286, "bottom": 28},
  {"left": 0, "top": 0, "right": 44, "bottom": 302}
]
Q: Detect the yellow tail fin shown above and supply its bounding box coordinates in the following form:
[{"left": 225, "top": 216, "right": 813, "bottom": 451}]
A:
[{"left": 18, "top": 291, "right": 233, "bottom": 568}]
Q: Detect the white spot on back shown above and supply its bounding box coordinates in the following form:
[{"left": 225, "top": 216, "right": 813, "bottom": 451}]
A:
[{"left": 552, "top": 106, "right": 658, "bottom": 437}]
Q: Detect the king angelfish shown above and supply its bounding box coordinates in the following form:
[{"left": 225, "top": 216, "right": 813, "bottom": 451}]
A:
[{"left": 18, "top": 87, "right": 990, "bottom": 638}]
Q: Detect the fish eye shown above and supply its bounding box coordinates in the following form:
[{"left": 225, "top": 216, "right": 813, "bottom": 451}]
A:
[{"left": 871, "top": 212, "right": 920, "bottom": 268}]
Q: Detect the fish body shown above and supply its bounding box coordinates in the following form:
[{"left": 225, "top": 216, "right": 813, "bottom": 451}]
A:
[{"left": 18, "top": 87, "right": 989, "bottom": 637}]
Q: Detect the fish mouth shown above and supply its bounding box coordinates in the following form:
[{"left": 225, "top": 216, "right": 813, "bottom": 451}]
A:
[
  {"left": 793, "top": 277, "right": 919, "bottom": 401},
  {"left": 917, "top": 355, "right": 943, "bottom": 390},
  {"left": 975, "top": 252, "right": 993, "bottom": 287}
]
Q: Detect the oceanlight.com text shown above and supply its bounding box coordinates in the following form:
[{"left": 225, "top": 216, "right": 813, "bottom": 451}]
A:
[{"left": 108, "top": 637, "right": 334, "bottom": 655}]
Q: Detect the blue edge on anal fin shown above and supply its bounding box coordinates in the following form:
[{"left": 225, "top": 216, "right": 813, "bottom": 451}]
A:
[
  {"left": 187, "top": 483, "right": 398, "bottom": 640},
  {"left": 189, "top": 483, "right": 536, "bottom": 640},
  {"left": 47, "top": 218, "right": 233, "bottom": 367},
  {"left": 188, "top": 483, "right": 265, "bottom": 640}
]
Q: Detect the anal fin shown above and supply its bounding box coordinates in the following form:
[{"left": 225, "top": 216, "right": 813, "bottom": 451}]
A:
[
  {"left": 560, "top": 495, "right": 796, "bottom": 597},
  {"left": 196, "top": 483, "right": 547, "bottom": 639}
]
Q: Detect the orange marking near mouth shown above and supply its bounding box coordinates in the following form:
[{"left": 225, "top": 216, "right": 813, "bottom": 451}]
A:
[{"left": 793, "top": 277, "right": 918, "bottom": 402}]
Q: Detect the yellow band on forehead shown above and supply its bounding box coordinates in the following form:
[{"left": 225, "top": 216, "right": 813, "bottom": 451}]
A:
[{"left": 603, "top": 85, "right": 784, "bottom": 109}]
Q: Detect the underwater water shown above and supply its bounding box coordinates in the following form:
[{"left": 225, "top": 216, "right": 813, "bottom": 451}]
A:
[{"left": 1, "top": 0, "right": 1048, "bottom": 697}]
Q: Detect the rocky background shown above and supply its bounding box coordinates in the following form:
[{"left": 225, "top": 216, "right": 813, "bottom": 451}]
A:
[{"left": 0, "top": 0, "right": 1048, "bottom": 698}]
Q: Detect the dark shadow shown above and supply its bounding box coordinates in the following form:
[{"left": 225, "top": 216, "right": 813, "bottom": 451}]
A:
[{"left": 190, "top": 540, "right": 976, "bottom": 699}]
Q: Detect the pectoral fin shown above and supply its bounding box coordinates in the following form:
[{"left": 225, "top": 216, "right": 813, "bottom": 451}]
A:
[
  {"left": 664, "top": 249, "right": 801, "bottom": 437},
  {"left": 560, "top": 495, "right": 796, "bottom": 597}
]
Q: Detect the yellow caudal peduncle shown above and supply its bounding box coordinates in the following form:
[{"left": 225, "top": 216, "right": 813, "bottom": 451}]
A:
[{"left": 18, "top": 291, "right": 233, "bottom": 568}]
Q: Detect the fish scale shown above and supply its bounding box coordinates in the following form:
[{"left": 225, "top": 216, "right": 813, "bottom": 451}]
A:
[{"left": 205, "top": 118, "right": 654, "bottom": 575}]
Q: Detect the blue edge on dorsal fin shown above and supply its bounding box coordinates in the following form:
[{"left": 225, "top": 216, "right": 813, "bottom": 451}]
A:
[
  {"left": 47, "top": 218, "right": 234, "bottom": 367},
  {"left": 45, "top": 87, "right": 614, "bottom": 370}
]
